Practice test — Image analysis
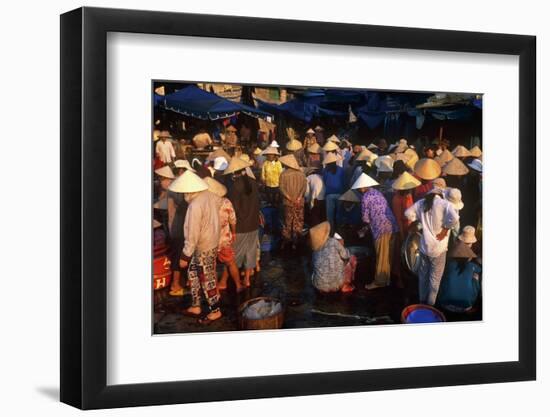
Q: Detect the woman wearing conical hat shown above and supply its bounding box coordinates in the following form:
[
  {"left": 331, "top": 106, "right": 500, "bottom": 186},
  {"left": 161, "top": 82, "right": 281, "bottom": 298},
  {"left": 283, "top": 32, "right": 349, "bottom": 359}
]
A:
[
  {"left": 285, "top": 138, "right": 306, "bottom": 166},
  {"left": 352, "top": 173, "right": 399, "bottom": 290},
  {"left": 437, "top": 240, "right": 481, "bottom": 313},
  {"left": 303, "top": 128, "right": 317, "bottom": 149},
  {"left": 224, "top": 157, "right": 261, "bottom": 288},
  {"left": 337, "top": 189, "right": 362, "bottom": 226},
  {"left": 166, "top": 162, "right": 194, "bottom": 296},
  {"left": 305, "top": 142, "right": 322, "bottom": 169},
  {"left": 322, "top": 152, "right": 347, "bottom": 232},
  {"left": 413, "top": 158, "right": 442, "bottom": 201},
  {"left": 391, "top": 171, "right": 421, "bottom": 239},
  {"left": 309, "top": 222, "right": 357, "bottom": 293},
  {"left": 169, "top": 170, "right": 223, "bottom": 324},
  {"left": 390, "top": 170, "right": 421, "bottom": 288},
  {"left": 202, "top": 177, "right": 243, "bottom": 293},
  {"left": 349, "top": 148, "right": 377, "bottom": 189},
  {"left": 279, "top": 154, "right": 308, "bottom": 250},
  {"left": 260, "top": 146, "right": 283, "bottom": 207}
]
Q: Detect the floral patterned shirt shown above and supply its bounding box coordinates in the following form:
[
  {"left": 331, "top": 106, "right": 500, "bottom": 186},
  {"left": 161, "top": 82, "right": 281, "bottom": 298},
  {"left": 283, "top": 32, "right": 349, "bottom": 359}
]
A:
[
  {"left": 361, "top": 188, "right": 399, "bottom": 241},
  {"left": 311, "top": 238, "right": 350, "bottom": 292},
  {"left": 218, "top": 197, "right": 237, "bottom": 249}
]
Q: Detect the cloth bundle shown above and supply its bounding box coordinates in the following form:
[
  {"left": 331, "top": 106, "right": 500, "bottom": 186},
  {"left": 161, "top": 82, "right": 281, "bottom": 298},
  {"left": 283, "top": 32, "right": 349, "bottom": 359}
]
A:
[{"left": 243, "top": 299, "right": 283, "bottom": 320}]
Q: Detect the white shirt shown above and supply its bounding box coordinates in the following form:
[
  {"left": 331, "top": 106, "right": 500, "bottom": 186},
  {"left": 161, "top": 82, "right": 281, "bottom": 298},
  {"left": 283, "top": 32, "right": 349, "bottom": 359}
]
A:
[
  {"left": 405, "top": 194, "right": 459, "bottom": 257},
  {"left": 155, "top": 140, "right": 176, "bottom": 163},
  {"left": 305, "top": 173, "right": 326, "bottom": 208}
]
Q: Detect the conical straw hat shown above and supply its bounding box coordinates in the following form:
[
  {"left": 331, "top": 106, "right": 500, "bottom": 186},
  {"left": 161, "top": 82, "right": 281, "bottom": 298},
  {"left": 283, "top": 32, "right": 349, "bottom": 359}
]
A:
[
  {"left": 445, "top": 187, "right": 464, "bottom": 210},
  {"left": 168, "top": 170, "right": 208, "bottom": 193},
  {"left": 355, "top": 148, "right": 374, "bottom": 162},
  {"left": 286, "top": 139, "right": 303, "bottom": 151},
  {"left": 213, "top": 156, "right": 229, "bottom": 171},
  {"left": 206, "top": 148, "right": 231, "bottom": 162},
  {"left": 367, "top": 143, "right": 378, "bottom": 150},
  {"left": 262, "top": 146, "right": 280, "bottom": 156},
  {"left": 203, "top": 176, "right": 227, "bottom": 197},
  {"left": 470, "top": 145, "right": 482, "bottom": 158},
  {"left": 174, "top": 159, "right": 196, "bottom": 172},
  {"left": 322, "top": 152, "right": 341, "bottom": 165},
  {"left": 322, "top": 141, "right": 339, "bottom": 152},
  {"left": 153, "top": 219, "right": 162, "bottom": 228},
  {"left": 458, "top": 225, "right": 477, "bottom": 244},
  {"left": 279, "top": 154, "right": 301, "bottom": 170},
  {"left": 374, "top": 155, "right": 394, "bottom": 172},
  {"left": 155, "top": 165, "right": 175, "bottom": 179},
  {"left": 223, "top": 156, "right": 252, "bottom": 175},
  {"left": 434, "top": 149, "right": 454, "bottom": 166},
  {"left": 414, "top": 158, "right": 442, "bottom": 180},
  {"left": 309, "top": 221, "right": 330, "bottom": 251},
  {"left": 239, "top": 154, "right": 251, "bottom": 163},
  {"left": 393, "top": 152, "right": 411, "bottom": 163},
  {"left": 443, "top": 157, "right": 469, "bottom": 176},
  {"left": 306, "top": 128, "right": 315, "bottom": 134},
  {"left": 392, "top": 171, "right": 422, "bottom": 191},
  {"left": 269, "top": 140, "right": 280, "bottom": 148},
  {"left": 245, "top": 166, "right": 256, "bottom": 180},
  {"left": 327, "top": 134, "right": 341, "bottom": 144},
  {"left": 307, "top": 143, "right": 321, "bottom": 154},
  {"left": 452, "top": 145, "right": 472, "bottom": 158},
  {"left": 351, "top": 173, "right": 379, "bottom": 190},
  {"left": 448, "top": 240, "right": 477, "bottom": 259},
  {"left": 339, "top": 189, "right": 361, "bottom": 203},
  {"left": 467, "top": 158, "right": 483, "bottom": 172},
  {"left": 158, "top": 130, "right": 172, "bottom": 139},
  {"left": 225, "top": 125, "right": 237, "bottom": 132},
  {"left": 253, "top": 147, "right": 263, "bottom": 155}
]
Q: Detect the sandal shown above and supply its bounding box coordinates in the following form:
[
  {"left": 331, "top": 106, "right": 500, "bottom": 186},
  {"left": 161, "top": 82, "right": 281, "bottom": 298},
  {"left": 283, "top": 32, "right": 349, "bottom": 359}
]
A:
[
  {"left": 169, "top": 288, "right": 185, "bottom": 296},
  {"left": 197, "top": 314, "right": 222, "bottom": 325}
]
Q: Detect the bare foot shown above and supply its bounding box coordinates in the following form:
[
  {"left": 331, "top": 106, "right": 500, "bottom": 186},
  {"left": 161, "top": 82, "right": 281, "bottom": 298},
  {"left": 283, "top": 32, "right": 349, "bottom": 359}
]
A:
[
  {"left": 341, "top": 285, "right": 355, "bottom": 293},
  {"left": 183, "top": 306, "right": 202, "bottom": 317},
  {"left": 207, "top": 310, "right": 222, "bottom": 321}
]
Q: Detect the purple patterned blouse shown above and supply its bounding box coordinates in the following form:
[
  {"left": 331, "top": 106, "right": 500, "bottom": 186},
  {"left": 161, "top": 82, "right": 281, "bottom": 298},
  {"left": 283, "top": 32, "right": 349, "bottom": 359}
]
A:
[{"left": 361, "top": 188, "right": 399, "bottom": 240}]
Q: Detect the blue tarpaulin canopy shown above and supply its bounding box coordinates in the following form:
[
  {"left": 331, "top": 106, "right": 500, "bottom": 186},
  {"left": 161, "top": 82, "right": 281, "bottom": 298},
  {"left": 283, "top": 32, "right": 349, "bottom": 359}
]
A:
[
  {"left": 161, "top": 85, "right": 273, "bottom": 121},
  {"left": 255, "top": 94, "right": 347, "bottom": 123}
]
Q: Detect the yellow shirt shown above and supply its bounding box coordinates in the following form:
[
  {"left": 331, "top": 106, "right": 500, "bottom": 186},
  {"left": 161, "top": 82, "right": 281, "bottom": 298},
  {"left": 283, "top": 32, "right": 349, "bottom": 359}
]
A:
[{"left": 261, "top": 160, "right": 283, "bottom": 187}]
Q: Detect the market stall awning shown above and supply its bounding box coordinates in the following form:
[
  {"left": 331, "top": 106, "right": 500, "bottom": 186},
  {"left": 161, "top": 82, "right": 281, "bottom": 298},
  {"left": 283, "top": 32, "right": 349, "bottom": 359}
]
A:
[
  {"left": 161, "top": 85, "right": 273, "bottom": 121},
  {"left": 255, "top": 95, "right": 347, "bottom": 123}
]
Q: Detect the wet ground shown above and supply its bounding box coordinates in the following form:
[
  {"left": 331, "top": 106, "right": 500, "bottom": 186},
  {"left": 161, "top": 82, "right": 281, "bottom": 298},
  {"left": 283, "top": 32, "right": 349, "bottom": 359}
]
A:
[{"left": 154, "top": 236, "right": 481, "bottom": 334}]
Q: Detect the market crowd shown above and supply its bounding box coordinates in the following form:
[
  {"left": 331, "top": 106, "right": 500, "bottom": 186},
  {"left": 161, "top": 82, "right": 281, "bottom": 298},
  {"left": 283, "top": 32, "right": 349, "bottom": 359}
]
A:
[{"left": 153, "top": 124, "right": 483, "bottom": 324}]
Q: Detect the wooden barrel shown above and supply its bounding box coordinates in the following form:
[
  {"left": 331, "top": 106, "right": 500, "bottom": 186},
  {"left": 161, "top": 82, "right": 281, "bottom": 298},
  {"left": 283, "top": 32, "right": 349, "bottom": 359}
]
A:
[{"left": 238, "top": 297, "right": 285, "bottom": 330}]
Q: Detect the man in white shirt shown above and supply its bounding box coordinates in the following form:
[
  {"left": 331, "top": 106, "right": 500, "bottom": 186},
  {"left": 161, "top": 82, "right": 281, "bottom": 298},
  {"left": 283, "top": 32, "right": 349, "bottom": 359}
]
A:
[
  {"left": 405, "top": 189, "right": 459, "bottom": 305},
  {"left": 155, "top": 130, "right": 176, "bottom": 164},
  {"left": 305, "top": 168, "right": 326, "bottom": 227}
]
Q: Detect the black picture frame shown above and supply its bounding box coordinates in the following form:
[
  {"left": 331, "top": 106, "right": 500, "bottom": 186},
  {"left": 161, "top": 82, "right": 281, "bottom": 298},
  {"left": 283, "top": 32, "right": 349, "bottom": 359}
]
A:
[{"left": 60, "top": 6, "right": 536, "bottom": 410}]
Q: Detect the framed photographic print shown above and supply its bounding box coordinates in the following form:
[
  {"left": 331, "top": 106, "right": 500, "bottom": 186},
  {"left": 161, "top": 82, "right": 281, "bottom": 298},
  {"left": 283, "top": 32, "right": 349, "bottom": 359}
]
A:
[{"left": 60, "top": 6, "right": 536, "bottom": 410}]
